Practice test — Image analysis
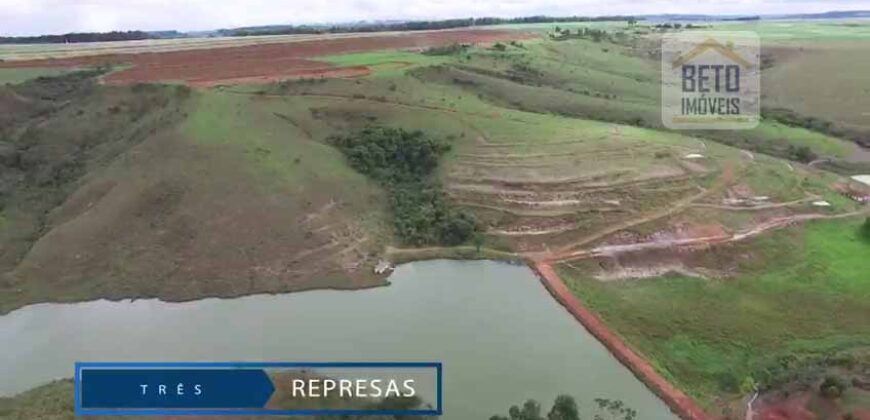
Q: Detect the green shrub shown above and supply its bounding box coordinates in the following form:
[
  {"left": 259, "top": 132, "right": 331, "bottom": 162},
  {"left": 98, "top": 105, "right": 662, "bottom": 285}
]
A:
[
  {"left": 819, "top": 375, "right": 847, "bottom": 398},
  {"left": 861, "top": 218, "right": 870, "bottom": 241},
  {"left": 422, "top": 43, "right": 469, "bottom": 56}
]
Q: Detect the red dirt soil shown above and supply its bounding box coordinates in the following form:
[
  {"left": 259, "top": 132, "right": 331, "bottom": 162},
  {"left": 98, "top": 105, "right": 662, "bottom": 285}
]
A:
[
  {"left": 756, "top": 392, "right": 870, "bottom": 420},
  {"left": 757, "top": 394, "right": 815, "bottom": 420},
  {"left": 187, "top": 65, "right": 371, "bottom": 87},
  {"left": 532, "top": 261, "right": 710, "bottom": 420},
  {"left": 0, "top": 29, "right": 533, "bottom": 85}
]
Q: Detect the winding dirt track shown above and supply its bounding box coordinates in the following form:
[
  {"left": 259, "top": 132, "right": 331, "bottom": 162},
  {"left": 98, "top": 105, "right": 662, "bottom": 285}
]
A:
[{"left": 551, "top": 210, "right": 868, "bottom": 262}]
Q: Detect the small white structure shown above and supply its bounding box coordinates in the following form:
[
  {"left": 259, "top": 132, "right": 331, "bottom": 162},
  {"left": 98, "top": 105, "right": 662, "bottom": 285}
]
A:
[
  {"left": 374, "top": 260, "right": 394, "bottom": 275},
  {"left": 684, "top": 153, "right": 705, "bottom": 159},
  {"left": 812, "top": 200, "right": 832, "bottom": 207},
  {"left": 851, "top": 175, "right": 870, "bottom": 188}
]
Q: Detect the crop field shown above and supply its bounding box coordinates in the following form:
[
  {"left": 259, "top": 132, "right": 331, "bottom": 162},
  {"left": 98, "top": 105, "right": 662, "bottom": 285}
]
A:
[
  {"left": 1, "top": 21, "right": 869, "bottom": 418},
  {"left": 0, "top": 29, "right": 533, "bottom": 86},
  {"left": 0, "top": 28, "right": 534, "bottom": 61}
]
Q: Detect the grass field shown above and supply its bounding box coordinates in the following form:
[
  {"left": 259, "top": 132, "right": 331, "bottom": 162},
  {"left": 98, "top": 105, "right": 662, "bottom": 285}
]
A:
[
  {"left": 0, "top": 67, "right": 73, "bottom": 84},
  {"left": 0, "top": 380, "right": 74, "bottom": 420},
  {"left": 557, "top": 218, "right": 870, "bottom": 407}
]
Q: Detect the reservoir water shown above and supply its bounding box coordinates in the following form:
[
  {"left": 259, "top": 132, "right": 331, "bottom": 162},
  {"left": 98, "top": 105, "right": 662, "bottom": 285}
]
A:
[{"left": 0, "top": 260, "right": 676, "bottom": 419}]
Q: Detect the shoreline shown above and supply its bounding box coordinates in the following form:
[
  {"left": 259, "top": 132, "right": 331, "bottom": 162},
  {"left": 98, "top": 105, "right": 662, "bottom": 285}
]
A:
[{"left": 530, "top": 260, "right": 710, "bottom": 420}]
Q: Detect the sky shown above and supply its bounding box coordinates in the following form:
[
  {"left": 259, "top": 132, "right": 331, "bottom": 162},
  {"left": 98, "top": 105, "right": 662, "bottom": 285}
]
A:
[{"left": 1, "top": 0, "right": 868, "bottom": 36}]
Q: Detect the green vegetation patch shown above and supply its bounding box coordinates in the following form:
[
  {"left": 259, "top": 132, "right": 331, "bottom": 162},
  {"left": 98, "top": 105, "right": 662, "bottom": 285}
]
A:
[
  {"left": 0, "top": 379, "right": 74, "bottom": 420},
  {"left": 0, "top": 67, "right": 74, "bottom": 85},
  {"left": 557, "top": 219, "right": 870, "bottom": 404},
  {"left": 331, "top": 126, "right": 478, "bottom": 246},
  {"left": 319, "top": 51, "right": 448, "bottom": 77}
]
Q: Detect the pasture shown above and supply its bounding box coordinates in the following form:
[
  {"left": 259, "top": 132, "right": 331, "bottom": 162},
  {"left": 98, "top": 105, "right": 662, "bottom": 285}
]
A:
[{"left": 556, "top": 218, "right": 870, "bottom": 415}]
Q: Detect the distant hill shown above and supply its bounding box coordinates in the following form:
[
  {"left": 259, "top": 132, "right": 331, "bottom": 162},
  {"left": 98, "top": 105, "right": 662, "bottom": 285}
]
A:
[
  {"left": 0, "top": 31, "right": 151, "bottom": 44},
  {"left": 642, "top": 10, "right": 869, "bottom": 22},
  {"left": 217, "top": 15, "right": 639, "bottom": 37},
  {"left": 0, "top": 30, "right": 183, "bottom": 44},
  {"left": 772, "top": 10, "right": 870, "bottom": 19}
]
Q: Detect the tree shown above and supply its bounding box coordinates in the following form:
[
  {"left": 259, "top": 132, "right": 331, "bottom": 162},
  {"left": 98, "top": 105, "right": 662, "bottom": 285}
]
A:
[
  {"left": 861, "top": 217, "right": 870, "bottom": 240},
  {"left": 593, "top": 398, "right": 637, "bottom": 420},
  {"left": 472, "top": 232, "right": 485, "bottom": 253},
  {"left": 548, "top": 395, "right": 579, "bottom": 420},
  {"left": 493, "top": 396, "right": 636, "bottom": 420},
  {"left": 509, "top": 399, "right": 544, "bottom": 420}
]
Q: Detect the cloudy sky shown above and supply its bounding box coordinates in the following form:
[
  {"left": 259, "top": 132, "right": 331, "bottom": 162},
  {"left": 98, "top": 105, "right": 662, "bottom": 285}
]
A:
[{"left": 1, "top": 0, "right": 868, "bottom": 36}]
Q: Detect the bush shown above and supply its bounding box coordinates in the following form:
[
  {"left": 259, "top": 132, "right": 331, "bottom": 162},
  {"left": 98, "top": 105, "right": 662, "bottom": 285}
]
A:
[
  {"left": 788, "top": 145, "right": 817, "bottom": 163},
  {"left": 423, "top": 43, "right": 469, "bottom": 56},
  {"left": 717, "top": 372, "right": 741, "bottom": 393},
  {"left": 819, "top": 375, "right": 847, "bottom": 398},
  {"left": 861, "top": 218, "right": 870, "bottom": 241}
]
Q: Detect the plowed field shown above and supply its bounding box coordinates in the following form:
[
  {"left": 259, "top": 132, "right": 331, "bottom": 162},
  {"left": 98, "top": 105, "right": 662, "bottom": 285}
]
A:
[{"left": 0, "top": 29, "right": 532, "bottom": 86}]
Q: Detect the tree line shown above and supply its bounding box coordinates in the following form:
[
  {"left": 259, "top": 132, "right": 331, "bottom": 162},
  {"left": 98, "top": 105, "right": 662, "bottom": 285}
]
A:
[
  {"left": 0, "top": 31, "right": 156, "bottom": 44},
  {"left": 221, "top": 15, "right": 641, "bottom": 37},
  {"left": 491, "top": 395, "right": 637, "bottom": 420}
]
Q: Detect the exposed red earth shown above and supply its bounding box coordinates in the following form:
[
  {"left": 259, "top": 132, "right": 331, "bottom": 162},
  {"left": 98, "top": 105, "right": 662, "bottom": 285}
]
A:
[
  {"left": 186, "top": 65, "right": 372, "bottom": 87},
  {"left": 755, "top": 392, "right": 870, "bottom": 420},
  {"left": 0, "top": 29, "right": 533, "bottom": 86}
]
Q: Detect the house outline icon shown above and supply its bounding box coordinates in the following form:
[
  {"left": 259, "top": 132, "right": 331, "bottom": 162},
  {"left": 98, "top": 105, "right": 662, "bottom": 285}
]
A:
[{"left": 671, "top": 38, "right": 753, "bottom": 69}]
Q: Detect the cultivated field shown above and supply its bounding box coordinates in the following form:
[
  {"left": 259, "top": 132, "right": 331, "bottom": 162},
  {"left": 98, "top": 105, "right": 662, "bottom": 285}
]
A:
[{"left": 0, "top": 29, "right": 533, "bottom": 86}]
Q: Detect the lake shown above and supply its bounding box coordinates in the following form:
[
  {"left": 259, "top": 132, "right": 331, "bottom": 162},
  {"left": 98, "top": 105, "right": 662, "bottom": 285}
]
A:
[{"left": 0, "top": 260, "right": 676, "bottom": 419}]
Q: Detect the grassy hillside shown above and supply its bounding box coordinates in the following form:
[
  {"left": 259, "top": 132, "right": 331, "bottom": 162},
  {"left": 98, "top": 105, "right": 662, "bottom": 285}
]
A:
[
  {"left": 1, "top": 74, "right": 394, "bottom": 314},
  {"left": 0, "top": 380, "right": 74, "bottom": 420},
  {"left": 557, "top": 218, "right": 870, "bottom": 411}
]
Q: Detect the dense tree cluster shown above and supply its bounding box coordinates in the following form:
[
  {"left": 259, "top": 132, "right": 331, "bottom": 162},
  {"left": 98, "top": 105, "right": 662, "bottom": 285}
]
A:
[
  {"left": 490, "top": 395, "right": 636, "bottom": 420},
  {"left": 331, "top": 126, "right": 478, "bottom": 246},
  {"left": 550, "top": 27, "right": 611, "bottom": 42},
  {"left": 423, "top": 43, "right": 471, "bottom": 56}
]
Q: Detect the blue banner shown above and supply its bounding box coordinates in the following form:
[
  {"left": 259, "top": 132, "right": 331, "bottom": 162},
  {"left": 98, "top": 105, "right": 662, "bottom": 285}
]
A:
[
  {"left": 75, "top": 362, "right": 443, "bottom": 417},
  {"left": 80, "top": 369, "right": 274, "bottom": 409}
]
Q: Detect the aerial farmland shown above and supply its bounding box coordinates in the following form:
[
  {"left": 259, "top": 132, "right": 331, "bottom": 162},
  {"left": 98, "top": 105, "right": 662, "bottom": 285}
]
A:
[{"left": 0, "top": 8, "right": 869, "bottom": 420}]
